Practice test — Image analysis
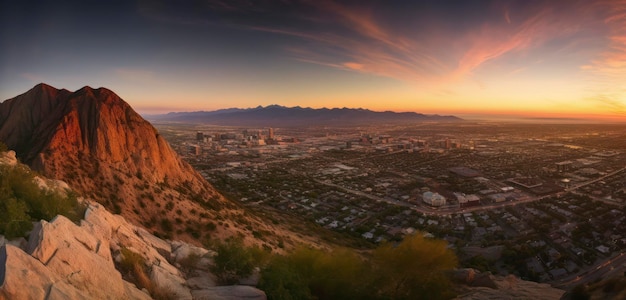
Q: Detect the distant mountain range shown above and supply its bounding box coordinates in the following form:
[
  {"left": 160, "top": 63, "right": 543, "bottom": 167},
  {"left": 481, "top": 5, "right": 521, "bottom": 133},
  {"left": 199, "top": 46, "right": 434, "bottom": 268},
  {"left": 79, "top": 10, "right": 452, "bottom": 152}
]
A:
[{"left": 146, "top": 105, "right": 462, "bottom": 126}]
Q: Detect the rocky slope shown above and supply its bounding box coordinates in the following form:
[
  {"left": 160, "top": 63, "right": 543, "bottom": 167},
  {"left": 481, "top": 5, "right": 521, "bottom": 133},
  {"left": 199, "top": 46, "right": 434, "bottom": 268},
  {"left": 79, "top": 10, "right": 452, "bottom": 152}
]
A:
[
  {"left": 0, "top": 84, "right": 304, "bottom": 248},
  {"left": 0, "top": 150, "right": 265, "bottom": 300}
]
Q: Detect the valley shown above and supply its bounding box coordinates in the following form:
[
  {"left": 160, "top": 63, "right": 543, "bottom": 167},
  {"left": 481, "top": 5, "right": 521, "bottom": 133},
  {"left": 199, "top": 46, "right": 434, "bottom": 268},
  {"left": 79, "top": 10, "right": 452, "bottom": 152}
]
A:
[{"left": 153, "top": 121, "right": 626, "bottom": 287}]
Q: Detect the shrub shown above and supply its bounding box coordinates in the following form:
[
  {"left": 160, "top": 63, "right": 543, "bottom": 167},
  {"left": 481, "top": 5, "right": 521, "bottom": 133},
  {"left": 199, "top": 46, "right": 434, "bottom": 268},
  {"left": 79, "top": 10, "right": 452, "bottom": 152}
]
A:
[
  {"left": 0, "top": 164, "right": 84, "bottom": 238},
  {"left": 160, "top": 219, "right": 173, "bottom": 232},
  {"left": 259, "top": 234, "right": 458, "bottom": 300},
  {"left": 371, "top": 234, "right": 457, "bottom": 300},
  {"left": 259, "top": 247, "right": 373, "bottom": 300},
  {"left": 179, "top": 253, "right": 201, "bottom": 274},
  {"left": 0, "top": 197, "right": 32, "bottom": 239},
  {"left": 210, "top": 237, "right": 265, "bottom": 285}
]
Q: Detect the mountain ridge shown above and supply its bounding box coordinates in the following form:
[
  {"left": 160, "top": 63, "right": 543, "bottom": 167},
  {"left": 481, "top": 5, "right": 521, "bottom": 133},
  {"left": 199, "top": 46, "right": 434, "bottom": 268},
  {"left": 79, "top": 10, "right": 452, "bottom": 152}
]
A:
[{"left": 146, "top": 105, "right": 461, "bottom": 126}]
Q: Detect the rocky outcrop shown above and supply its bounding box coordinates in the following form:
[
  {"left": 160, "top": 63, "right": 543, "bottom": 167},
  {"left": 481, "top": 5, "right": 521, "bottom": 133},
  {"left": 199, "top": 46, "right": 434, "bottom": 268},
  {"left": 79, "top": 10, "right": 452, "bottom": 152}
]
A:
[
  {"left": 0, "top": 200, "right": 267, "bottom": 300},
  {"left": 0, "top": 154, "right": 265, "bottom": 299},
  {"left": 452, "top": 269, "right": 565, "bottom": 299},
  {"left": 0, "top": 150, "right": 17, "bottom": 167}
]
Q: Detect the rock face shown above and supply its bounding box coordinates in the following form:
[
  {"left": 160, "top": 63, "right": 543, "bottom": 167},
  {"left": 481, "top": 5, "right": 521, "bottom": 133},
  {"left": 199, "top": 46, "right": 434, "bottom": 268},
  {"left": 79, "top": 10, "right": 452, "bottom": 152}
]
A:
[{"left": 0, "top": 84, "right": 246, "bottom": 242}]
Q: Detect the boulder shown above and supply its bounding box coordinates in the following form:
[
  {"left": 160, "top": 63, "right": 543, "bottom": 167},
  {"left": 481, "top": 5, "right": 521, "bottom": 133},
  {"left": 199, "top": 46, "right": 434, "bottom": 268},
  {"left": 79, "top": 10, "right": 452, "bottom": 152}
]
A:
[
  {"left": 150, "top": 264, "right": 192, "bottom": 300},
  {"left": 471, "top": 272, "right": 498, "bottom": 289},
  {"left": 186, "top": 271, "right": 217, "bottom": 289},
  {"left": 0, "top": 244, "right": 66, "bottom": 299},
  {"left": 191, "top": 285, "right": 267, "bottom": 300},
  {"left": 136, "top": 227, "right": 171, "bottom": 258},
  {"left": 456, "top": 271, "right": 565, "bottom": 299},
  {"left": 32, "top": 177, "right": 70, "bottom": 195},
  {"left": 123, "top": 281, "right": 152, "bottom": 300},
  {"left": 171, "top": 241, "right": 211, "bottom": 264},
  {"left": 83, "top": 203, "right": 115, "bottom": 241},
  {"left": 0, "top": 150, "right": 17, "bottom": 166},
  {"left": 46, "top": 281, "right": 90, "bottom": 300},
  {"left": 25, "top": 215, "right": 148, "bottom": 299},
  {"left": 84, "top": 203, "right": 179, "bottom": 276},
  {"left": 28, "top": 216, "right": 103, "bottom": 263}
]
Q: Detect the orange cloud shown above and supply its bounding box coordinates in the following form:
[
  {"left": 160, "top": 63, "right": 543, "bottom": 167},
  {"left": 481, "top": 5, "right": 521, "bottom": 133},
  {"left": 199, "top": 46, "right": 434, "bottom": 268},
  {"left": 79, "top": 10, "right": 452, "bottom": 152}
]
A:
[
  {"left": 584, "top": 0, "right": 626, "bottom": 114},
  {"left": 255, "top": 1, "right": 595, "bottom": 90}
]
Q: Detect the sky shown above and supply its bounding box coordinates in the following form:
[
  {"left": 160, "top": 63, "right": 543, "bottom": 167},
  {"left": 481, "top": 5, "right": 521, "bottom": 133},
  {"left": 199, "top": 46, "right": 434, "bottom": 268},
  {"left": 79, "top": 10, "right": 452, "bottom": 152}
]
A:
[{"left": 1, "top": 0, "right": 625, "bottom": 121}]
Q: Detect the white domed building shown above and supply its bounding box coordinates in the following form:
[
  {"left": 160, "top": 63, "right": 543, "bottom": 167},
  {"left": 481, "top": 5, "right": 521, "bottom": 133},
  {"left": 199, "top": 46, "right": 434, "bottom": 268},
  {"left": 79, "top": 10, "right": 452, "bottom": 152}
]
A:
[{"left": 423, "top": 191, "right": 446, "bottom": 207}]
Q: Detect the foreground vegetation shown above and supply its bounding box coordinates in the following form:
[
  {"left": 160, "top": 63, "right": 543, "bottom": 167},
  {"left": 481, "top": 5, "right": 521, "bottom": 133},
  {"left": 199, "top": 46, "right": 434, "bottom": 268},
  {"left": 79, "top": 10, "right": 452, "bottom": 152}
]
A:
[
  {"left": 211, "top": 234, "right": 458, "bottom": 300},
  {"left": 0, "top": 148, "right": 84, "bottom": 239}
]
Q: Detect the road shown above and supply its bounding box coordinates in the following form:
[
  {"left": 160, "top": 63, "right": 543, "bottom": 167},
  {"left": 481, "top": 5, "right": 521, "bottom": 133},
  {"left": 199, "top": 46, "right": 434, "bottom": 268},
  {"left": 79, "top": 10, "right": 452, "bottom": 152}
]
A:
[
  {"left": 313, "top": 163, "right": 625, "bottom": 216},
  {"left": 552, "top": 252, "right": 626, "bottom": 289},
  {"left": 314, "top": 178, "right": 543, "bottom": 216},
  {"left": 565, "top": 166, "right": 626, "bottom": 192}
]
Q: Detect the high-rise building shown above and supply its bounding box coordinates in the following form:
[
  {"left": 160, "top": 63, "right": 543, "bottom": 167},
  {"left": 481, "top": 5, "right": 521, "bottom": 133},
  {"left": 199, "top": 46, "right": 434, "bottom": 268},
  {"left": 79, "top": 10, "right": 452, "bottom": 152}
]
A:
[
  {"left": 196, "top": 131, "right": 204, "bottom": 141},
  {"left": 268, "top": 127, "right": 275, "bottom": 139},
  {"left": 189, "top": 144, "right": 201, "bottom": 156}
]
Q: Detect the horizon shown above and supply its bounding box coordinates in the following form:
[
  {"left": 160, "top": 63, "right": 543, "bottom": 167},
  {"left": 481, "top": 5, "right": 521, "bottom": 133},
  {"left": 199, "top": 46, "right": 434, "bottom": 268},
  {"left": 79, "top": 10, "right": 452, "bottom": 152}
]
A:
[
  {"left": 3, "top": 82, "right": 626, "bottom": 124},
  {"left": 1, "top": 1, "right": 625, "bottom": 121}
]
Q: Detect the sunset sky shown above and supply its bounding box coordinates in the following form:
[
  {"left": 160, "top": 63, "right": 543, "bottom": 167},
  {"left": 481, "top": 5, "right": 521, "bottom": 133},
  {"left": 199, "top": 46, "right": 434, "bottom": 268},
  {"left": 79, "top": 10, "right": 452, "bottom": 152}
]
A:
[{"left": 1, "top": 0, "right": 625, "bottom": 120}]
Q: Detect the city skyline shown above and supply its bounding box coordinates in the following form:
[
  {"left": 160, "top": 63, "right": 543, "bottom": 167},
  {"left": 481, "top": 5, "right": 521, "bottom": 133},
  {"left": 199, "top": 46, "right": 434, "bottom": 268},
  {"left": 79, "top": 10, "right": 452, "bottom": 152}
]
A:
[{"left": 1, "top": 0, "right": 625, "bottom": 121}]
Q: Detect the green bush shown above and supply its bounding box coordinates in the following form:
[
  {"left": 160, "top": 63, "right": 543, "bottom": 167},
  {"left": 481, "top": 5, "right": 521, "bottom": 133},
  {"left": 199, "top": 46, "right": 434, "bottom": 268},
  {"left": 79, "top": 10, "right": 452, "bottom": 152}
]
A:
[
  {"left": 210, "top": 237, "right": 267, "bottom": 285},
  {"left": 259, "top": 234, "right": 458, "bottom": 300},
  {"left": 371, "top": 234, "right": 458, "bottom": 300},
  {"left": 259, "top": 247, "right": 374, "bottom": 300},
  {"left": 0, "top": 163, "right": 84, "bottom": 238},
  {"left": 0, "top": 197, "right": 32, "bottom": 239}
]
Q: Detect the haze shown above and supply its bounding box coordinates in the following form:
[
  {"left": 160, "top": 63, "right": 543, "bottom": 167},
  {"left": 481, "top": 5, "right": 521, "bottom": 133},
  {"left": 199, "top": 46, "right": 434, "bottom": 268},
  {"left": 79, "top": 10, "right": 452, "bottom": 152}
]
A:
[{"left": 1, "top": 0, "right": 625, "bottom": 121}]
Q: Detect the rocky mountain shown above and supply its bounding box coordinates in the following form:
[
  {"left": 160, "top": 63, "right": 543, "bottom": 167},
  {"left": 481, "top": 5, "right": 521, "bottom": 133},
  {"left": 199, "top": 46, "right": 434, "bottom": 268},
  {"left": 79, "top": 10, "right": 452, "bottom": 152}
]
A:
[
  {"left": 147, "top": 105, "right": 461, "bottom": 126},
  {"left": 0, "top": 150, "right": 265, "bottom": 299},
  {"left": 0, "top": 84, "right": 302, "bottom": 248}
]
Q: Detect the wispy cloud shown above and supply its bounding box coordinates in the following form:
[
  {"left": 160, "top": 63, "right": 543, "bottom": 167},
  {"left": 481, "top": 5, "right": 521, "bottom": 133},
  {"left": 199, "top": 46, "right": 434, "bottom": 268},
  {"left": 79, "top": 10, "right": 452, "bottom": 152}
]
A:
[
  {"left": 237, "top": 1, "right": 596, "bottom": 87},
  {"left": 583, "top": 0, "right": 626, "bottom": 114},
  {"left": 139, "top": 0, "right": 623, "bottom": 106}
]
